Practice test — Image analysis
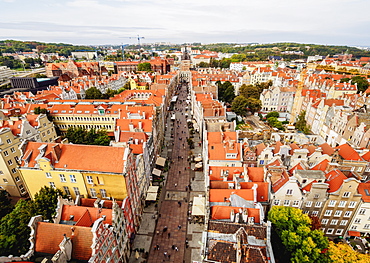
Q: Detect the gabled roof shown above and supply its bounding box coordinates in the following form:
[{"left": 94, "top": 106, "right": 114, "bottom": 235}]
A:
[
  {"left": 21, "top": 142, "right": 126, "bottom": 174},
  {"left": 247, "top": 167, "right": 264, "bottom": 182},
  {"left": 301, "top": 180, "right": 317, "bottom": 192},
  {"left": 361, "top": 151, "right": 370, "bottom": 161},
  {"left": 311, "top": 159, "right": 330, "bottom": 171},
  {"left": 358, "top": 182, "right": 370, "bottom": 202},
  {"left": 209, "top": 189, "right": 254, "bottom": 202},
  {"left": 35, "top": 222, "right": 93, "bottom": 260},
  {"left": 325, "top": 169, "right": 347, "bottom": 193},
  {"left": 336, "top": 143, "right": 363, "bottom": 161},
  {"left": 211, "top": 206, "right": 261, "bottom": 223},
  {"left": 319, "top": 143, "right": 335, "bottom": 156},
  {"left": 61, "top": 205, "right": 112, "bottom": 225}
]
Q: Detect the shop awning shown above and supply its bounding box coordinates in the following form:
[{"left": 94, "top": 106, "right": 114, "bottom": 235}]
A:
[
  {"left": 145, "top": 193, "right": 157, "bottom": 201},
  {"left": 192, "top": 196, "right": 205, "bottom": 216},
  {"left": 156, "top": 157, "right": 166, "bottom": 167},
  {"left": 194, "top": 157, "right": 202, "bottom": 162},
  {"left": 145, "top": 186, "right": 159, "bottom": 201},
  {"left": 195, "top": 162, "right": 203, "bottom": 169},
  {"left": 348, "top": 231, "right": 361, "bottom": 237},
  {"left": 152, "top": 168, "right": 161, "bottom": 177}
]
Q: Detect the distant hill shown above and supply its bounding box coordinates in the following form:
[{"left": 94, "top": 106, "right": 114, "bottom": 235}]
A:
[{"left": 0, "top": 40, "right": 95, "bottom": 57}]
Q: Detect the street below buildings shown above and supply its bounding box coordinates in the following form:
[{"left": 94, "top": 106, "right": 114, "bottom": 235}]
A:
[{"left": 129, "top": 82, "right": 205, "bottom": 263}]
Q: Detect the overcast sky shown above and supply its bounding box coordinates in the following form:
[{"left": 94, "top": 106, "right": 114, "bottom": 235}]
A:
[{"left": 0, "top": 0, "right": 369, "bottom": 47}]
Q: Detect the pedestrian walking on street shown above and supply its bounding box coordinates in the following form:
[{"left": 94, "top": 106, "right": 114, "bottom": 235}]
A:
[
  {"left": 175, "top": 246, "right": 179, "bottom": 252},
  {"left": 175, "top": 183, "right": 177, "bottom": 187},
  {"left": 164, "top": 251, "right": 167, "bottom": 257},
  {"left": 185, "top": 186, "right": 188, "bottom": 191},
  {"left": 178, "top": 225, "right": 182, "bottom": 230},
  {"left": 167, "top": 193, "right": 169, "bottom": 198},
  {"left": 178, "top": 201, "right": 182, "bottom": 207},
  {"left": 172, "top": 245, "right": 175, "bottom": 250},
  {"left": 168, "top": 232, "right": 171, "bottom": 238},
  {"left": 163, "top": 226, "right": 168, "bottom": 232}
]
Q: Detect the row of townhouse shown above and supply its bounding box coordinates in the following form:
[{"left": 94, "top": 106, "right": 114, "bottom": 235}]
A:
[{"left": 24, "top": 197, "right": 131, "bottom": 262}]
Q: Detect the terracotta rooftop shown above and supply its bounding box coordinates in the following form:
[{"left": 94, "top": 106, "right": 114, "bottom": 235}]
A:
[
  {"left": 358, "top": 182, "right": 370, "bottom": 203},
  {"left": 35, "top": 222, "right": 93, "bottom": 261},
  {"left": 211, "top": 206, "right": 261, "bottom": 223},
  {"left": 336, "top": 143, "right": 363, "bottom": 161},
  {"left": 325, "top": 169, "right": 347, "bottom": 193},
  {"left": 208, "top": 220, "right": 267, "bottom": 239}
]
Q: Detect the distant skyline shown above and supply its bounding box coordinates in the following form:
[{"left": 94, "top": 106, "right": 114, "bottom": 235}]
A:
[{"left": 1, "top": 0, "right": 369, "bottom": 47}]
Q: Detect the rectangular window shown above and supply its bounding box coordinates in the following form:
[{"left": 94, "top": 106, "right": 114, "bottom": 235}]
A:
[
  {"left": 100, "top": 189, "right": 107, "bottom": 198},
  {"left": 11, "top": 168, "right": 17, "bottom": 173},
  {"left": 59, "top": 174, "right": 66, "bottom": 182},
  {"left": 286, "top": 189, "right": 293, "bottom": 195},
  {"left": 90, "top": 188, "right": 97, "bottom": 198},
  {"left": 314, "top": 194, "right": 319, "bottom": 199},
  {"left": 359, "top": 209, "right": 366, "bottom": 215},
  {"left": 259, "top": 160, "right": 264, "bottom": 165},
  {"left": 46, "top": 172, "right": 52, "bottom": 178},
  {"left": 340, "top": 220, "right": 348, "bottom": 226},
  {"left": 348, "top": 201, "right": 357, "bottom": 208},
  {"left": 324, "top": 210, "right": 333, "bottom": 216},
  {"left": 6, "top": 139, "right": 11, "bottom": 144},
  {"left": 312, "top": 211, "right": 319, "bottom": 216},
  {"left": 351, "top": 225, "right": 357, "bottom": 230},
  {"left": 10, "top": 147, "right": 15, "bottom": 153},
  {"left": 334, "top": 211, "right": 342, "bottom": 217},
  {"left": 321, "top": 219, "right": 328, "bottom": 225},
  {"left": 364, "top": 224, "right": 370, "bottom": 229},
  {"left": 338, "top": 201, "right": 347, "bottom": 207},
  {"left": 97, "top": 176, "right": 104, "bottom": 185},
  {"left": 7, "top": 160, "right": 13, "bottom": 165},
  {"left": 3, "top": 151, "right": 8, "bottom": 156},
  {"left": 336, "top": 229, "right": 343, "bottom": 235},
  {"left": 330, "top": 219, "right": 338, "bottom": 225},
  {"left": 326, "top": 229, "right": 334, "bottom": 234},
  {"left": 343, "top": 192, "right": 351, "bottom": 198},
  {"left": 15, "top": 176, "right": 20, "bottom": 182},
  {"left": 73, "top": 187, "right": 80, "bottom": 196},
  {"left": 292, "top": 200, "right": 300, "bottom": 207},
  {"left": 315, "top": 202, "right": 322, "bottom": 208},
  {"left": 344, "top": 211, "right": 352, "bottom": 217},
  {"left": 49, "top": 182, "right": 56, "bottom": 188},
  {"left": 328, "top": 200, "right": 336, "bottom": 207},
  {"left": 274, "top": 200, "right": 280, "bottom": 206},
  {"left": 70, "top": 174, "right": 76, "bottom": 183},
  {"left": 354, "top": 218, "right": 361, "bottom": 224},
  {"left": 86, "top": 176, "right": 94, "bottom": 184},
  {"left": 63, "top": 186, "right": 71, "bottom": 195},
  {"left": 3, "top": 178, "right": 8, "bottom": 183},
  {"left": 306, "top": 201, "right": 312, "bottom": 207}
]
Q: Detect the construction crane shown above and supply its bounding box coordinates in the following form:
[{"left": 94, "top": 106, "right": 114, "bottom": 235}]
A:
[{"left": 129, "top": 35, "right": 145, "bottom": 47}]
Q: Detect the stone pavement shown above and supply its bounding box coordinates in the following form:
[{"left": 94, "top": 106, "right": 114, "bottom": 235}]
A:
[{"left": 129, "top": 83, "right": 206, "bottom": 263}]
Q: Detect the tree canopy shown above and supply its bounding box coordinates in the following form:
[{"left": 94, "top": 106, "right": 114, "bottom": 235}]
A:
[
  {"left": 231, "top": 96, "right": 249, "bottom": 116},
  {"left": 0, "top": 186, "right": 65, "bottom": 256},
  {"left": 137, "top": 62, "right": 152, "bottom": 72},
  {"left": 239, "top": 84, "right": 260, "bottom": 99},
  {"left": 268, "top": 206, "right": 329, "bottom": 263},
  {"left": 65, "top": 127, "right": 110, "bottom": 146},
  {"left": 216, "top": 81, "right": 236, "bottom": 104},
  {"left": 295, "top": 111, "right": 310, "bottom": 134},
  {"left": 340, "top": 76, "right": 369, "bottom": 93},
  {"left": 0, "top": 190, "right": 12, "bottom": 220},
  {"left": 328, "top": 241, "right": 370, "bottom": 263}
]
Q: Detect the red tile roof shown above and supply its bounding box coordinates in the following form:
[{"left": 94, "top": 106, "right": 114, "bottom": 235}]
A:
[
  {"left": 61, "top": 205, "right": 112, "bottom": 225},
  {"left": 325, "top": 169, "right": 347, "bottom": 193},
  {"left": 357, "top": 182, "right": 370, "bottom": 203},
  {"left": 211, "top": 206, "right": 261, "bottom": 223},
  {"left": 319, "top": 143, "right": 335, "bottom": 156},
  {"left": 35, "top": 222, "right": 93, "bottom": 260},
  {"left": 311, "top": 159, "right": 330, "bottom": 171},
  {"left": 247, "top": 167, "right": 264, "bottom": 182},
  {"left": 209, "top": 189, "right": 254, "bottom": 202},
  {"left": 336, "top": 143, "right": 363, "bottom": 161}
]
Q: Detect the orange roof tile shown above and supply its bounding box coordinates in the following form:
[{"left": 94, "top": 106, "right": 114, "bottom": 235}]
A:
[
  {"left": 35, "top": 222, "right": 92, "bottom": 260},
  {"left": 61, "top": 205, "right": 112, "bottom": 225},
  {"left": 319, "top": 143, "right": 335, "bottom": 155},
  {"left": 358, "top": 182, "right": 370, "bottom": 202},
  {"left": 325, "top": 169, "right": 347, "bottom": 193},
  {"left": 311, "top": 159, "right": 330, "bottom": 171},
  {"left": 209, "top": 189, "right": 254, "bottom": 202},
  {"left": 22, "top": 142, "right": 126, "bottom": 174},
  {"left": 211, "top": 206, "right": 261, "bottom": 223},
  {"left": 336, "top": 143, "right": 363, "bottom": 161},
  {"left": 247, "top": 167, "right": 264, "bottom": 182}
]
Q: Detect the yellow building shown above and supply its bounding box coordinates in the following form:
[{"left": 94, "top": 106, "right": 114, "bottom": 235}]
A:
[
  {"left": 0, "top": 128, "right": 27, "bottom": 196},
  {"left": 19, "top": 142, "right": 128, "bottom": 200}
]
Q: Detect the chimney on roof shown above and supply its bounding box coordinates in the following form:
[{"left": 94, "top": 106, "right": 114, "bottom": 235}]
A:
[
  {"left": 129, "top": 122, "right": 134, "bottom": 132},
  {"left": 138, "top": 121, "right": 142, "bottom": 131}
]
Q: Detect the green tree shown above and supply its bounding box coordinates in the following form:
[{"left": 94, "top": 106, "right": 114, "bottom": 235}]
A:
[
  {"left": 0, "top": 199, "right": 35, "bottom": 255},
  {"left": 33, "top": 186, "right": 66, "bottom": 221},
  {"left": 137, "top": 62, "right": 152, "bottom": 72},
  {"left": 65, "top": 127, "right": 110, "bottom": 146},
  {"left": 217, "top": 81, "right": 235, "bottom": 103},
  {"left": 239, "top": 84, "right": 260, "bottom": 99},
  {"left": 341, "top": 76, "right": 369, "bottom": 93},
  {"left": 266, "top": 111, "right": 280, "bottom": 119},
  {"left": 85, "top": 86, "right": 103, "bottom": 99},
  {"left": 245, "top": 97, "right": 262, "bottom": 113},
  {"left": 295, "top": 111, "right": 310, "bottom": 134},
  {"left": 231, "top": 96, "right": 249, "bottom": 116},
  {"left": 197, "top": 62, "right": 209, "bottom": 68},
  {"left": 0, "top": 190, "right": 12, "bottom": 219}
]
